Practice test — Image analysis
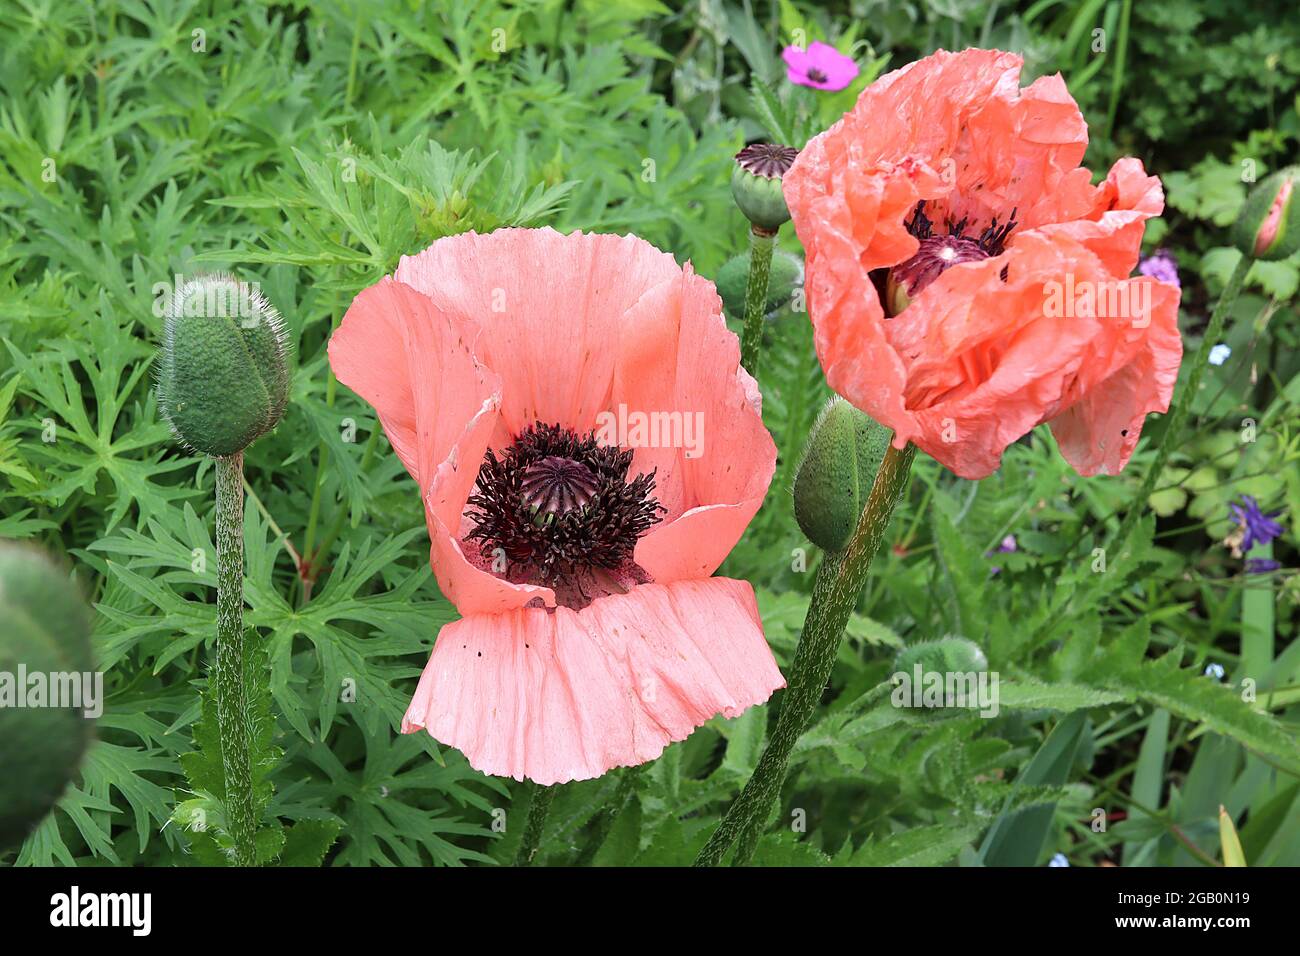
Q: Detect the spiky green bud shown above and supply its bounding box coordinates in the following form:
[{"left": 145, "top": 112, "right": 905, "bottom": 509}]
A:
[
  {"left": 892, "top": 637, "right": 990, "bottom": 717},
  {"left": 157, "top": 274, "right": 290, "bottom": 457},
  {"left": 894, "top": 636, "right": 988, "bottom": 678},
  {"left": 716, "top": 249, "right": 803, "bottom": 317},
  {"left": 0, "top": 541, "right": 94, "bottom": 851},
  {"left": 1232, "top": 166, "right": 1300, "bottom": 261},
  {"left": 792, "top": 397, "right": 892, "bottom": 551},
  {"left": 731, "top": 143, "right": 797, "bottom": 233}
]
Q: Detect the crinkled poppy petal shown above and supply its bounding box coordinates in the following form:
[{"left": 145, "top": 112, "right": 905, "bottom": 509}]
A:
[
  {"left": 950, "top": 71, "right": 1092, "bottom": 230},
  {"left": 895, "top": 235, "right": 1112, "bottom": 476},
  {"left": 1049, "top": 278, "right": 1182, "bottom": 476},
  {"left": 401, "top": 578, "right": 784, "bottom": 785},
  {"left": 612, "top": 266, "right": 776, "bottom": 581},
  {"left": 1030, "top": 157, "right": 1166, "bottom": 278},
  {"left": 784, "top": 153, "right": 942, "bottom": 449},
  {"left": 328, "top": 277, "right": 555, "bottom": 613},
  {"left": 394, "top": 227, "right": 682, "bottom": 436},
  {"left": 888, "top": 231, "right": 1181, "bottom": 478}
]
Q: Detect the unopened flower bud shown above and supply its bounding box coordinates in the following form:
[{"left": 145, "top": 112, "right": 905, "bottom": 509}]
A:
[
  {"left": 894, "top": 636, "right": 988, "bottom": 678},
  {"left": 731, "top": 143, "right": 798, "bottom": 233},
  {"left": 0, "top": 541, "right": 93, "bottom": 850},
  {"left": 157, "top": 274, "right": 290, "bottom": 457},
  {"left": 716, "top": 249, "right": 803, "bottom": 317},
  {"left": 1232, "top": 166, "right": 1300, "bottom": 261},
  {"left": 792, "top": 397, "right": 892, "bottom": 551}
]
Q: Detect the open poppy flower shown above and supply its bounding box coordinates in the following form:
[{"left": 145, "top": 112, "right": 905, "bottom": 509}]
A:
[
  {"left": 783, "top": 48, "right": 1183, "bottom": 479},
  {"left": 328, "top": 228, "right": 783, "bottom": 784}
]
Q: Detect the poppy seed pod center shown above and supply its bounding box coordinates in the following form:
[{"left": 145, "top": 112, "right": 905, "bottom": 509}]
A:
[
  {"left": 887, "top": 200, "right": 1018, "bottom": 315},
  {"left": 464, "top": 422, "right": 665, "bottom": 607},
  {"left": 521, "top": 456, "right": 599, "bottom": 516}
]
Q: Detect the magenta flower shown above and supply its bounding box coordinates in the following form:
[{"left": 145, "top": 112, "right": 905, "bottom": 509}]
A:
[{"left": 782, "top": 42, "right": 858, "bottom": 91}]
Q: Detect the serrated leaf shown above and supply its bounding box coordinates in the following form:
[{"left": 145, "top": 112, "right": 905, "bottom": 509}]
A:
[{"left": 850, "top": 824, "right": 978, "bottom": 867}]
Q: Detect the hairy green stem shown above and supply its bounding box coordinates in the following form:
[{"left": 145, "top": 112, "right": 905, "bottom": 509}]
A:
[
  {"left": 740, "top": 227, "right": 776, "bottom": 376},
  {"left": 695, "top": 442, "right": 916, "bottom": 866},
  {"left": 515, "top": 783, "right": 557, "bottom": 867},
  {"left": 215, "top": 453, "right": 257, "bottom": 866},
  {"left": 731, "top": 678, "right": 897, "bottom": 864},
  {"left": 1110, "top": 255, "right": 1251, "bottom": 560},
  {"left": 574, "top": 766, "right": 643, "bottom": 866}
]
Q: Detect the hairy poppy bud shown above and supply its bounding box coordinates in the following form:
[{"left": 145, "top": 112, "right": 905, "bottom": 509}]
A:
[
  {"left": 0, "top": 542, "right": 94, "bottom": 850},
  {"left": 731, "top": 143, "right": 798, "bottom": 233},
  {"left": 892, "top": 638, "right": 990, "bottom": 718},
  {"left": 157, "top": 273, "right": 290, "bottom": 457},
  {"left": 894, "top": 636, "right": 988, "bottom": 678},
  {"left": 793, "top": 397, "right": 892, "bottom": 551},
  {"left": 716, "top": 249, "right": 803, "bottom": 317},
  {"left": 1232, "top": 166, "right": 1300, "bottom": 261}
]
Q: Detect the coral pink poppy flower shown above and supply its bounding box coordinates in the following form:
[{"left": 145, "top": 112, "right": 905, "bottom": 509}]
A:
[
  {"left": 783, "top": 48, "right": 1183, "bottom": 479},
  {"left": 783, "top": 41, "right": 859, "bottom": 92},
  {"left": 328, "top": 228, "right": 783, "bottom": 784}
]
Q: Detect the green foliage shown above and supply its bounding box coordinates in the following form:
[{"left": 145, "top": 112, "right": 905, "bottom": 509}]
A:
[{"left": 0, "top": 0, "right": 1296, "bottom": 869}]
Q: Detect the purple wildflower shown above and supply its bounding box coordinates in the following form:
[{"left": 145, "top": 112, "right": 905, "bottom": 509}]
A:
[
  {"left": 986, "top": 534, "right": 1017, "bottom": 575},
  {"left": 1229, "top": 495, "right": 1284, "bottom": 552},
  {"left": 782, "top": 42, "right": 859, "bottom": 92},
  {"left": 1246, "top": 557, "right": 1282, "bottom": 574},
  {"left": 1138, "top": 248, "right": 1180, "bottom": 288}
]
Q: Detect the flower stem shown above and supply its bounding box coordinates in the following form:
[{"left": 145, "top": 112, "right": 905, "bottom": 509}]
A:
[
  {"left": 215, "top": 453, "right": 257, "bottom": 866},
  {"left": 1111, "top": 254, "right": 1251, "bottom": 559},
  {"left": 574, "top": 766, "right": 643, "bottom": 866},
  {"left": 514, "top": 782, "right": 557, "bottom": 867},
  {"left": 731, "top": 687, "right": 899, "bottom": 863},
  {"left": 740, "top": 226, "right": 777, "bottom": 376},
  {"left": 694, "top": 441, "right": 916, "bottom": 867}
]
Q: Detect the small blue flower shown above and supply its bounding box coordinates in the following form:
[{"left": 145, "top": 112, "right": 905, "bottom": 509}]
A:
[
  {"left": 1208, "top": 343, "right": 1232, "bottom": 366},
  {"left": 1204, "top": 662, "right": 1226, "bottom": 680},
  {"left": 1048, "top": 853, "right": 1069, "bottom": 867},
  {"left": 1229, "top": 495, "right": 1285, "bottom": 553}
]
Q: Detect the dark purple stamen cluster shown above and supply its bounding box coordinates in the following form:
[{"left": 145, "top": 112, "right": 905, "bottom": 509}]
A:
[
  {"left": 905, "top": 200, "right": 1018, "bottom": 256},
  {"left": 889, "top": 201, "right": 1019, "bottom": 303},
  {"left": 465, "top": 422, "right": 665, "bottom": 585}
]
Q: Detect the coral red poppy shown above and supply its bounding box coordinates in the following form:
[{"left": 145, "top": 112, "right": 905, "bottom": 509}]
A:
[
  {"left": 783, "top": 48, "right": 1183, "bottom": 479},
  {"left": 328, "top": 228, "right": 783, "bottom": 784}
]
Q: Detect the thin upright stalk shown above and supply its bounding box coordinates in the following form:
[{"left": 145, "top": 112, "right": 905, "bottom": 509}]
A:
[
  {"left": 215, "top": 452, "right": 257, "bottom": 866},
  {"left": 515, "top": 782, "right": 557, "bottom": 867},
  {"left": 740, "top": 227, "right": 776, "bottom": 375},
  {"left": 1111, "top": 255, "right": 1251, "bottom": 558},
  {"left": 574, "top": 766, "right": 643, "bottom": 866},
  {"left": 695, "top": 442, "right": 916, "bottom": 866}
]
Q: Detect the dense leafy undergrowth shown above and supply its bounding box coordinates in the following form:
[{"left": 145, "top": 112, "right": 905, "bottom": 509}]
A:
[{"left": 1, "top": 0, "right": 1298, "bottom": 866}]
